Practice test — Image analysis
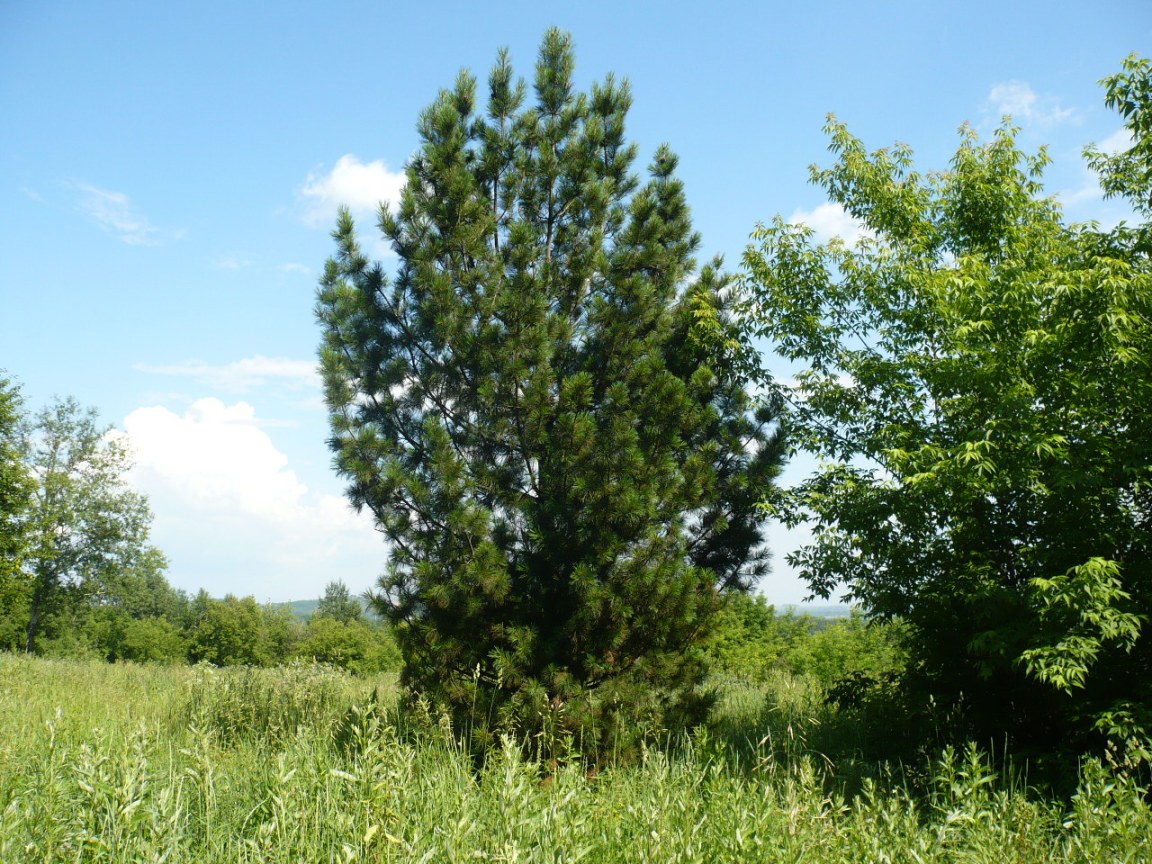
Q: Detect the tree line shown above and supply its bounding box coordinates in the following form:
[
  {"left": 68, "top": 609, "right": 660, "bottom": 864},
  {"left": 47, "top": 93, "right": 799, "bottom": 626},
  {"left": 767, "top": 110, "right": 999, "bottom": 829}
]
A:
[
  {"left": 0, "top": 399, "right": 396, "bottom": 671},
  {"left": 0, "top": 384, "right": 892, "bottom": 691}
]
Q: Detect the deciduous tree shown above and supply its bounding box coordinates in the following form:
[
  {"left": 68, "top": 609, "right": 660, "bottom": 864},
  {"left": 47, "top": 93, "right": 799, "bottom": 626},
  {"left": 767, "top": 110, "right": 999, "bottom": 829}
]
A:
[
  {"left": 186, "top": 593, "right": 285, "bottom": 666},
  {"left": 17, "top": 398, "right": 166, "bottom": 654},
  {"left": 0, "top": 374, "right": 34, "bottom": 650},
  {"left": 742, "top": 55, "right": 1152, "bottom": 762}
]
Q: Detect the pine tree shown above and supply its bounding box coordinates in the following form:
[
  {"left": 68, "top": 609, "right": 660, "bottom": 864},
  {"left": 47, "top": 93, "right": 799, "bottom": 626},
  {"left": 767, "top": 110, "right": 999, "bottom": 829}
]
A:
[
  {"left": 317, "top": 30, "right": 784, "bottom": 756},
  {"left": 314, "top": 579, "right": 364, "bottom": 624}
]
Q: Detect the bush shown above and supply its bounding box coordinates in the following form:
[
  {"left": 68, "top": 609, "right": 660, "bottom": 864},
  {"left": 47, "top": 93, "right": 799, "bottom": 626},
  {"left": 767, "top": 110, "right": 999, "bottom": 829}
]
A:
[
  {"left": 704, "top": 594, "right": 811, "bottom": 682},
  {"left": 294, "top": 617, "right": 400, "bottom": 675},
  {"left": 185, "top": 594, "right": 301, "bottom": 666},
  {"left": 789, "top": 611, "right": 907, "bottom": 687},
  {"left": 87, "top": 610, "right": 187, "bottom": 663}
]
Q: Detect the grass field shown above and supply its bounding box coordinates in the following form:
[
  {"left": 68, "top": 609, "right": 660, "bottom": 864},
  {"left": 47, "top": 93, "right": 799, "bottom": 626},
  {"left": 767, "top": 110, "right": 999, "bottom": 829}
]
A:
[{"left": 1, "top": 654, "right": 1149, "bottom": 863}]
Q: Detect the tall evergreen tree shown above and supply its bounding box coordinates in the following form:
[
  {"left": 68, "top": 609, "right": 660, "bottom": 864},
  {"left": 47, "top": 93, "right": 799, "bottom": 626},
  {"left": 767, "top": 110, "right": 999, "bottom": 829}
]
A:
[{"left": 317, "top": 30, "right": 784, "bottom": 755}]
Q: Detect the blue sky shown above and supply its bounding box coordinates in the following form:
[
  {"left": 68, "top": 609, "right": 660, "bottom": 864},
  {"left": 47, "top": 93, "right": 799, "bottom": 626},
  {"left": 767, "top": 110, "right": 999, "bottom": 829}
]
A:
[{"left": 1, "top": 1, "right": 1147, "bottom": 603}]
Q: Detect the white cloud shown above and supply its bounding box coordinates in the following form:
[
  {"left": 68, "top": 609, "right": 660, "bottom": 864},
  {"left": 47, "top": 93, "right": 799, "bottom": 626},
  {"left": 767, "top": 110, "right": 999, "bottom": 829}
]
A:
[
  {"left": 788, "top": 202, "right": 871, "bottom": 246},
  {"left": 1095, "top": 127, "right": 1134, "bottom": 155},
  {"left": 1058, "top": 173, "right": 1105, "bottom": 209},
  {"left": 984, "top": 81, "right": 1077, "bottom": 126},
  {"left": 300, "top": 154, "right": 406, "bottom": 228},
  {"left": 71, "top": 183, "right": 179, "bottom": 245},
  {"left": 124, "top": 399, "right": 382, "bottom": 601},
  {"left": 1057, "top": 171, "right": 1138, "bottom": 231},
  {"left": 280, "top": 262, "right": 312, "bottom": 275},
  {"left": 127, "top": 400, "right": 304, "bottom": 516},
  {"left": 136, "top": 355, "right": 321, "bottom": 395},
  {"left": 215, "top": 255, "right": 252, "bottom": 270}
]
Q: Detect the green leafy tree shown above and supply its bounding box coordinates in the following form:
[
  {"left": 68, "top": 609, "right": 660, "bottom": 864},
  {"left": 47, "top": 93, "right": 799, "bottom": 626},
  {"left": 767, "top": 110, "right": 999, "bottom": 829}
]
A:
[
  {"left": 742, "top": 55, "right": 1152, "bottom": 761},
  {"left": 86, "top": 611, "right": 187, "bottom": 664},
  {"left": 317, "top": 29, "right": 785, "bottom": 755},
  {"left": 295, "top": 616, "right": 400, "bottom": 674},
  {"left": 73, "top": 545, "right": 188, "bottom": 662},
  {"left": 0, "top": 374, "right": 34, "bottom": 650},
  {"left": 261, "top": 601, "right": 300, "bottom": 664},
  {"left": 184, "top": 594, "right": 302, "bottom": 667},
  {"left": 0, "top": 386, "right": 184, "bottom": 658},
  {"left": 16, "top": 397, "right": 166, "bottom": 654},
  {"left": 313, "top": 579, "right": 364, "bottom": 624},
  {"left": 187, "top": 593, "right": 275, "bottom": 666},
  {"left": 702, "top": 594, "right": 809, "bottom": 682},
  {"left": 788, "top": 611, "right": 907, "bottom": 687}
]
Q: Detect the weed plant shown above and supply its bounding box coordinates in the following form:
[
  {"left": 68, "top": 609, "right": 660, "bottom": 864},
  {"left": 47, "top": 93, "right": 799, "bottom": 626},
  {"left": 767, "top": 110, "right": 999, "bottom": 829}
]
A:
[
  {"left": 0, "top": 653, "right": 1149, "bottom": 862},
  {"left": 174, "top": 661, "right": 383, "bottom": 747}
]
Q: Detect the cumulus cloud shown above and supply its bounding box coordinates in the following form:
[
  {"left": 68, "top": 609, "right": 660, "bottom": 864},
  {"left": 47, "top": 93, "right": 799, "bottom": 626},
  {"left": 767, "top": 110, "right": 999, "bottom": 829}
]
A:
[
  {"left": 136, "top": 355, "right": 320, "bottom": 395},
  {"left": 124, "top": 399, "right": 381, "bottom": 601},
  {"left": 300, "top": 154, "right": 406, "bottom": 227},
  {"left": 71, "top": 183, "right": 179, "bottom": 245},
  {"left": 984, "top": 81, "right": 1077, "bottom": 126},
  {"left": 788, "top": 202, "right": 871, "bottom": 246},
  {"left": 128, "top": 400, "right": 305, "bottom": 514}
]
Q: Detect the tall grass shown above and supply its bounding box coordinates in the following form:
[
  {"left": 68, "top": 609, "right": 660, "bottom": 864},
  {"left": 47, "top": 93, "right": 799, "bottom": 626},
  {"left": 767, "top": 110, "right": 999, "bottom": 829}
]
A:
[{"left": 0, "top": 653, "right": 1148, "bottom": 862}]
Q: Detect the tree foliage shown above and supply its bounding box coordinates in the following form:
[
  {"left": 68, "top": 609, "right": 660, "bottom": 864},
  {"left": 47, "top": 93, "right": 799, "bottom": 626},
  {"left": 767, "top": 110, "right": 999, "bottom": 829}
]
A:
[
  {"left": 13, "top": 398, "right": 167, "bottom": 654},
  {"left": 702, "top": 594, "right": 808, "bottom": 682},
  {"left": 314, "top": 579, "right": 364, "bottom": 624},
  {"left": 317, "top": 29, "right": 784, "bottom": 754},
  {"left": 294, "top": 615, "right": 400, "bottom": 674},
  {"left": 186, "top": 592, "right": 281, "bottom": 667},
  {"left": 742, "top": 54, "right": 1152, "bottom": 760},
  {"left": 0, "top": 374, "right": 33, "bottom": 639}
]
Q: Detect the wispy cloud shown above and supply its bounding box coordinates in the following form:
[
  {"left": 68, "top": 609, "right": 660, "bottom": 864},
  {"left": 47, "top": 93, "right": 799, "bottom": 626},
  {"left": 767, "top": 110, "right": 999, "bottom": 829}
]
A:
[
  {"left": 1059, "top": 172, "right": 1105, "bottom": 209},
  {"left": 280, "top": 262, "right": 312, "bottom": 275},
  {"left": 1094, "top": 127, "right": 1134, "bottom": 155},
  {"left": 71, "top": 183, "right": 179, "bottom": 246},
  {"left": 984, "top": 81, "right": 1078, "bottom": 126},
  {"left": 137, "top": 355, "right": 321, "bottom": 394},
  {"left": 214, "top": 255, "right": 253, "bottom": 271},
  {"left": 299, "top": 154, "right": 406, "bottom": 228},
  {"left": 1053, "top": 128, "right": 1138, "bottom": 225},
  {"left": 788, "top": 202, "right": 871, "bottom": 246}
]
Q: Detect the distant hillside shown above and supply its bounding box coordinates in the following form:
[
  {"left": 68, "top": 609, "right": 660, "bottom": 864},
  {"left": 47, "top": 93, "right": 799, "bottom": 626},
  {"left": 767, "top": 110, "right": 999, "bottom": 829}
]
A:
[
  {"left": 280, "top": 600, "right": 319, "bottom": 621},
  {"left": 779, "top": 603, "right": 854, "bottom": 618},
  {"left": 278, "top": 597, "right": 375, "bottom": 622}
]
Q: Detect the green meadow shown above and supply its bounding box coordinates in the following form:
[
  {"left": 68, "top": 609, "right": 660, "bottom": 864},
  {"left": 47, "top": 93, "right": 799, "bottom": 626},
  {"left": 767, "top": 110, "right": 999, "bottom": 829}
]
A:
[{"left": 2, "top": 654, "right": 1148, "bottom": 863}]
